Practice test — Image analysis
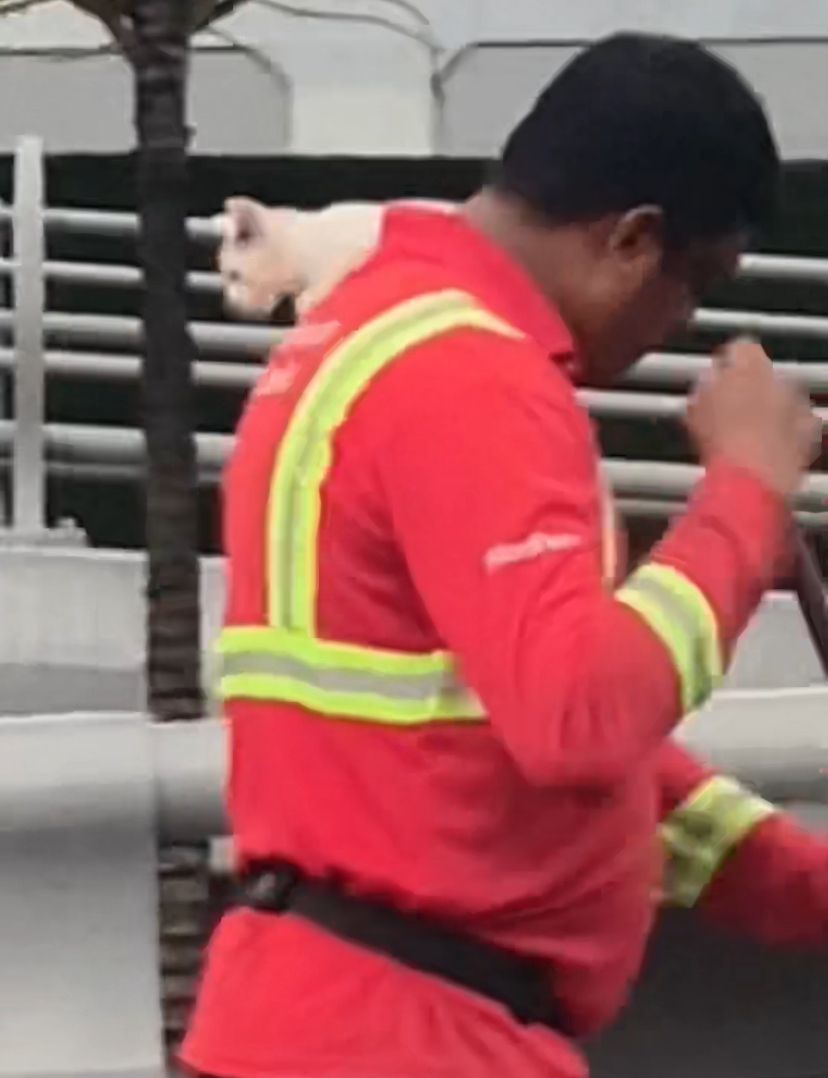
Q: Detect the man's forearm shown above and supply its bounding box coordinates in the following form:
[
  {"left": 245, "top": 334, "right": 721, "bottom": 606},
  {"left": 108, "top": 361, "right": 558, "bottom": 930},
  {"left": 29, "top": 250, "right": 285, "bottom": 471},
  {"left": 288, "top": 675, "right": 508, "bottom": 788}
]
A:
[{"left": 658, "top": 740, "right": 828, "bottom": 947}]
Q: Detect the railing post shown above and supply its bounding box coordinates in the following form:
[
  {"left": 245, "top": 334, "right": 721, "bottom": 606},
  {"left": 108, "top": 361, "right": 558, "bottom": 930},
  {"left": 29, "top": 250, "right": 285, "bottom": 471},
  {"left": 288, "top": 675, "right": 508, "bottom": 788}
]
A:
[
  {"left": 11, "top": 136, "right": 46, "bottom": 536},
  {"left": 0, "top": 197, "right": 11, "bottom": 525}
]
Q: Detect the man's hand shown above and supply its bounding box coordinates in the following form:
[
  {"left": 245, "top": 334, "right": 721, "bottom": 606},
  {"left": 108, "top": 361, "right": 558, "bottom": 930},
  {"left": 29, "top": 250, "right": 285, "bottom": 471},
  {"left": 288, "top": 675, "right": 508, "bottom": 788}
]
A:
[{"left": 686, "top": 338, "right": 820, "bottom": 497}]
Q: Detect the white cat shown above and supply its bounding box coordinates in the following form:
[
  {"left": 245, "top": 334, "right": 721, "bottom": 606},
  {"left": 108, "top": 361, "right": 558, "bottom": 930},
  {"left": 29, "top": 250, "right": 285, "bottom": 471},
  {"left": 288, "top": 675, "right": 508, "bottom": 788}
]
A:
[{"left": 216, "top": 196, "right": 455, "bottom": 319}]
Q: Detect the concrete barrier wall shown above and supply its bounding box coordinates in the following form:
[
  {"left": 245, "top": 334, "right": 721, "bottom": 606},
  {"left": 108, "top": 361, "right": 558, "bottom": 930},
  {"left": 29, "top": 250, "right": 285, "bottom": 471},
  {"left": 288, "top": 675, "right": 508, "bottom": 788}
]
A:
[
  {"left": 0, "top": 545, "right": 823, "bottom": 714},
  {"left": 0, "top": 547, "right": 224, "bottom": 714}
]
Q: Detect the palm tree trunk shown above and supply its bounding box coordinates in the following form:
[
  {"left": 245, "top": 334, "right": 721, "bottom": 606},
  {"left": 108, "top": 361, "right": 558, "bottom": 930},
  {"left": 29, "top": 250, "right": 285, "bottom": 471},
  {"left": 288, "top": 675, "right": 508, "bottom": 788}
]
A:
[{"left": 131, "top": 0, "right": 209, "bottom": 1056}]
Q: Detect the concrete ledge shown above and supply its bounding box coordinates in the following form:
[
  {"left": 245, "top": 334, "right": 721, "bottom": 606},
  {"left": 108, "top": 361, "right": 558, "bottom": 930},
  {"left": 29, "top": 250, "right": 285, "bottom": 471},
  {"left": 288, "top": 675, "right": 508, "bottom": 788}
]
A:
[
  {"left": 0, "top": 547, "right": 225, "bottom": 671},
  {"left": 0, "top": 663, "right": 144, "bottom": 715},
  {"left": 0, "top": 546, "right": 824, "bottom": 704}
]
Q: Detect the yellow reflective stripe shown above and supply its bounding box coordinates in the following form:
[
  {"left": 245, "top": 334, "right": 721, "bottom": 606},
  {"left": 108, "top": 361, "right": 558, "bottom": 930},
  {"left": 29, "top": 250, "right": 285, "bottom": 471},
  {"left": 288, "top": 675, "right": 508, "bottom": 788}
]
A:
[
  {"left": 660, "top": 775, "right": 776, "bottom": 907},
  {"left": 221, "top": 292, "right": 522, "bottom": 723},
  {"left": 219, "top": 625, "right": 462, "bottom": 678},
  {"left": 616, "top": 563, "right": 723, "bottom": 713},
  {"left": 267, "top": 289, "right": 523, "bottom": 633},
  {"left": 216, "top": 627, "right": 485, "bottom": 723}
]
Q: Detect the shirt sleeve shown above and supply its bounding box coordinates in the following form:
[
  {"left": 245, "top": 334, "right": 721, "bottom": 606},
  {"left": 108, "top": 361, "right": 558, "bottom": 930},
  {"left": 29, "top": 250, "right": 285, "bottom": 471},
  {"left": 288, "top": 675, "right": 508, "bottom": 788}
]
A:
[
  {"left": 657, "top": 740, "right": 828, "bottom": 948},
  {"left": 699, "top": 811, "right": 828, "bottom": 948},
  {"left": 365, "top": 328, "right": 789, "bottom": 788},
  {"left": 656, "top": 737, "right": 715, "bottom": 817}
]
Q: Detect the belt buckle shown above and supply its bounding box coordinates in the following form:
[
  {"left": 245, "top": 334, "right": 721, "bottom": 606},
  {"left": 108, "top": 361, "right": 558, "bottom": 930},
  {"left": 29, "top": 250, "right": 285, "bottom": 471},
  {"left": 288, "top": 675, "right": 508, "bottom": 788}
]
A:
[{"left": 244, "top": 864, "right": 299, "bottom": 912}]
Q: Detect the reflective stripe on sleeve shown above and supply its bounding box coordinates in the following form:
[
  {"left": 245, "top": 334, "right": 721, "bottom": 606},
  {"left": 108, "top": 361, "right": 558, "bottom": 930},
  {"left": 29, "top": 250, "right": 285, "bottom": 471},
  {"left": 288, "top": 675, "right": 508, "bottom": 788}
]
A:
[
  {"left": 216, "top": 626, "right": 485, "bottom": 724},
  {"left": 616, "top": 563, "right": 723, "bottom": 714},
  {"left": 660, "top": 775, "right": 777, "bottom": 907}
]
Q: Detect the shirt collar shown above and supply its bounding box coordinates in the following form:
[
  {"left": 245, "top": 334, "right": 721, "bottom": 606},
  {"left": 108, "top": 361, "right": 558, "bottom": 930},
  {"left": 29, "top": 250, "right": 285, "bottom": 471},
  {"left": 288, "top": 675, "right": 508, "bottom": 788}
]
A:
[{"left": 383, "top": 206, "right": 576, "bottom": 364}]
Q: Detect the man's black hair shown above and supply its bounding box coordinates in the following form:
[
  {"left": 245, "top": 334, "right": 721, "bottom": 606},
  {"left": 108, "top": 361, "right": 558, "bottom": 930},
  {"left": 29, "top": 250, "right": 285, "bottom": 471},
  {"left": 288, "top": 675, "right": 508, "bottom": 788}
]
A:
[{"left": 493, "top": 33, "right": 780, "bottom": 245}]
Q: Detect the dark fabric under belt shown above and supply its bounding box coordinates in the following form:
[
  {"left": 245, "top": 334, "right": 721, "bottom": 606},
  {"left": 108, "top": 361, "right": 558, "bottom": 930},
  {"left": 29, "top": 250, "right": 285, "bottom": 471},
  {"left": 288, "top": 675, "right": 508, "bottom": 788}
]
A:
[{"left": 235, "top": 861, "right": 569, "bottom": 1036}]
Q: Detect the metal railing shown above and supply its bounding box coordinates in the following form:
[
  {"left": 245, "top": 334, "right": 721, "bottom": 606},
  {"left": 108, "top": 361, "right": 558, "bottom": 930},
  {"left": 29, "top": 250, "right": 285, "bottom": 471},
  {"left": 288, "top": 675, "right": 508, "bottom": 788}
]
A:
[{"left": 3, "top": 135, "right": 828, "bottom": 541}]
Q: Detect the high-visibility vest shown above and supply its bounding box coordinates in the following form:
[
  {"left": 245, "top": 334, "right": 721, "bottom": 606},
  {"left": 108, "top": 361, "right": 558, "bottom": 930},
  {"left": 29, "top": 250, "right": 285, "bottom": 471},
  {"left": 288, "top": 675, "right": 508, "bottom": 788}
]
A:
[{"left": 216, "top": 288, "right": 723, "bottom": 726}]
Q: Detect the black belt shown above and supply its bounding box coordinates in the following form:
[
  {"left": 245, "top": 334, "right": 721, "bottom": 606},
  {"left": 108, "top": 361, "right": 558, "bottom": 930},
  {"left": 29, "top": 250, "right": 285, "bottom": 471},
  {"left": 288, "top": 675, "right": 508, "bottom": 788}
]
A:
[{"left": 235, "top": 861, "right": 569, "bottom": 1035}]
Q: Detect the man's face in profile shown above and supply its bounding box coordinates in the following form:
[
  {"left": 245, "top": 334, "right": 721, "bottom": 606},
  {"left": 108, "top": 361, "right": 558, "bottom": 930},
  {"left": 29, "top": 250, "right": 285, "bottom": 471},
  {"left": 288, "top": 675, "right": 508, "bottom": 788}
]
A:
[{"left": 569, "top": 213, "right": 745, "bottom": 385}]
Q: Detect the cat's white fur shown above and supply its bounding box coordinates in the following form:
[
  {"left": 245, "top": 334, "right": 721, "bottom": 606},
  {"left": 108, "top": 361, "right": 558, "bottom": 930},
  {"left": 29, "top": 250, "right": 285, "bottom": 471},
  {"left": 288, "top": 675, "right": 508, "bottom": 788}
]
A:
[{"left": 217, "top": 196, "right": 456, "bottom": 319}]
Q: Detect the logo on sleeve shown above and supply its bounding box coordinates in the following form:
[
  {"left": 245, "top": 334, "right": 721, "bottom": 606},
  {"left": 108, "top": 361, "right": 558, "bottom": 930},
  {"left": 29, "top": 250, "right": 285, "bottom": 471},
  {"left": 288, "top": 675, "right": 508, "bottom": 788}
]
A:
[{"left": 483, "top": 532, "right": 582, "bottom": 573}]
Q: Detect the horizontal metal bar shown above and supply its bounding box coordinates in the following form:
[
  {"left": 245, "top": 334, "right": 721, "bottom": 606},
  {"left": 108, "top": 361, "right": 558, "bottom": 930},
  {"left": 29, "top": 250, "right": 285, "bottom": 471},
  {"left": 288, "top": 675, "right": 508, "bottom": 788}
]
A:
[
  {"left": 0, "top": 459, "right": 223, "bottom": 486},
  {"left": 29, "top": 300, "right": 828, "bottom": 347},
  {"left": 626, "top": 352, "right": 707, "bottom": 389},
  {"left": 4, "top": 417, "right": 828, "bottom": 509},
  {"left": 32, "top": 457, "right": 828, "bottom": 504},
  {"left": 581, "top": 388, "right": 828, "bottom": 422},
  {"left": 738, "top": 253, "right": 828, "bottom": 283},
  {"left": 37, "top": 466, "right": 828, "bottom": 511},
  {"left": 0, "top": 204, "right": 221, "bottom": 243},
  {"left": 0, "top": 203, "right": 825, "bottom": 283},
  {"left": 626, "top": 352, "right": 828, "bottom": 391},
  {"left": 605, "top": 458, "right": 828, "bottom": 509},
  {"left": 8, "top": 344, "right": 828, "bottom": 413},
  {"left": 582, "top": 390, "right": 822, "bottom": 422},
  {"left": 0, "top": 257, "right": 804, "bottom": 295},
  {"left": 578, "top": 389, "right": 684, "bottom": 420},
  {"left": 31, "top": 254, "right": 821, "bottom": 290},
  {"left": 1, "top": 307, "right": 824, "bottom": 370},
  {"left": 0, "top": 348, "right": 757, "bottom": 421},
  {"left": 0, "top": 419, "right": 228, "bottom": 470},
  {"left": 49, "top": 461, "right": 221, "bottom": 486},
  {"left": 0, "top": 257, "right": 223, "bottom": 294},
  {"left": 0, "top": 309, "right": 279, "bottom": 356},
  {"left": 693, "top": 306, "right": 828, "bottom": 339},
  {"left": 5, "top": 254, "right": 806, "bottom": 305},
  {"left": 3, "top": 346, "right": 827, "bottom": 419},
  {"left": 43, "top": 460, "right": 161, "bottom": 484},
  {"left": 616, "top": 497, "right": 828, "bottom": 530},
  {"left": 42, "top": 208, "right": 145, "bottom": 238},
  {"left": 0, "top": 348, "right": 660, "bottom": 405},
  {"left": 48, "top": 423, "right": 230, "bottom": 468},
  {"left": 0, "top": 347, "right": 260, "bottom": 388}
]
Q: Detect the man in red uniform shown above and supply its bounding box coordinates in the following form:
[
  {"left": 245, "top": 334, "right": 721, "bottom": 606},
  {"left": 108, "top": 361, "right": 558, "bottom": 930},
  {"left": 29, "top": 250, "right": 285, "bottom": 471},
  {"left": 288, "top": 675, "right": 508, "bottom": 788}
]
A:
[{"left": 183, "top": 33, "right": 828, "bottom": 1078}]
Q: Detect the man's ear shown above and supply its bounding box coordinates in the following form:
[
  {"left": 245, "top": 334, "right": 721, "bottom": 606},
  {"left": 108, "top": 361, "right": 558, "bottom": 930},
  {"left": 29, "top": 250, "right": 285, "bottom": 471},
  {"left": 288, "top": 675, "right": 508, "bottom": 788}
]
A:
[{"left": 608, "top": 205, "right": 665, "bottom": 264}]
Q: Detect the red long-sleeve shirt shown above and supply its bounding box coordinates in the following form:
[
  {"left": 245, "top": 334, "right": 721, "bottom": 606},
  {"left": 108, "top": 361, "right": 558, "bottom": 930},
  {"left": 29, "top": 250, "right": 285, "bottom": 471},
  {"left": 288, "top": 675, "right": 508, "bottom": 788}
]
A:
[{"left": 183, "top": 209, "right": 828, "bottom": 1078}]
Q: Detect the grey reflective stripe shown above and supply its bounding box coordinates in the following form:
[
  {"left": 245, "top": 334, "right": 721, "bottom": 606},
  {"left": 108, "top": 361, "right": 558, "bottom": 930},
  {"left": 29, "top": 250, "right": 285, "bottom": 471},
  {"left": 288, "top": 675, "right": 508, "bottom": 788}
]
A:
[
  {"left": 219, "top": 650, "right": 469, "bottom": 702},
  {"left": 623, "top": 572, "right": 707, "bottom": 679}
]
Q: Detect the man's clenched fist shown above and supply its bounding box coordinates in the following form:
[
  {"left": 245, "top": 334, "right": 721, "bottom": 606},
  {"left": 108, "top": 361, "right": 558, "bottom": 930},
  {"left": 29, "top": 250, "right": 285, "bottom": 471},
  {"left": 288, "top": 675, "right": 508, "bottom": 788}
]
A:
[{"left": 686, "top": 339, "right": 820, "bottom": 497}]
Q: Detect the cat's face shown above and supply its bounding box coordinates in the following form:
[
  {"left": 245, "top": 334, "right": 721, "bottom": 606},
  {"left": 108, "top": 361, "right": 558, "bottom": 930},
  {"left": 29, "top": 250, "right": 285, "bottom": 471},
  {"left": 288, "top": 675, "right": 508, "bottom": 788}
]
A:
[{"left": 217, "top": 198, "right": 302, "bottom": 319}]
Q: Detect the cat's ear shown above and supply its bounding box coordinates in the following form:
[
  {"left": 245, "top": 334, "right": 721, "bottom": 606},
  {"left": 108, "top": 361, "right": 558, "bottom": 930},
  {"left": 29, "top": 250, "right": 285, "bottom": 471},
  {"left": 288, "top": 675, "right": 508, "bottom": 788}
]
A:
[{"left": 223, "top": 197, "right": 270, "bottom": 244}]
